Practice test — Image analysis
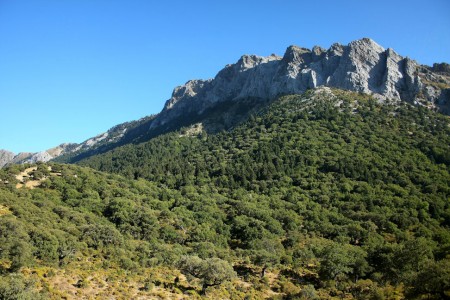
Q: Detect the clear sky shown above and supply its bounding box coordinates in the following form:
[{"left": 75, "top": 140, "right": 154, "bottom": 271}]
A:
[{"left": 1, "top": 0, "right": 449, "bottom": 153}]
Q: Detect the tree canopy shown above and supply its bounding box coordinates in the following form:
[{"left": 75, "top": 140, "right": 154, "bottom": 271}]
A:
[{"left": 1, "top": 90, "right": 449, "bottom": 299}]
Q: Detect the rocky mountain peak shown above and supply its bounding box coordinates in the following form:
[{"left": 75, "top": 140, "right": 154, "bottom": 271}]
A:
[
  {"left": 0, "top": 150, "right": 15, "bottom": 168},
  {"left": 328, "top": 43, "right": 345, "bottom": 56},
  {"left": 349, "top": 37, "right": 385, "bottom": 52},
  {"left": 236, "top": 54, "right": 281, "bottom": 71},
  {"left": 165, "top": 79, "right": 211, "bottom": 110},
  {"left": 345, "top": 38, "right": 386, "bottom": 72},
  {"left": 282, "top": 45, "right": 311, "bottom": 63},
  {"left": 312, "top": 45, "right": 326, "bottom": 59},
  {"left": 237, "top": 55, "right": 262, "bottom": 70}
]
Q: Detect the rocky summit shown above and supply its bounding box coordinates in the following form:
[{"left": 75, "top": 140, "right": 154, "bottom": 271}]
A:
[{"left": 152, "top": 38, "right": 449, "bottom": 129}]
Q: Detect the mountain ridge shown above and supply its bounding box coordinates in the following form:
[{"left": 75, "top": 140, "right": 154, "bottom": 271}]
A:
[
  {"left": 2, "top": 38, "right": 449, "bottom": 166},
  {"left": 154, "top": 38, "right": 449, "bottom": 130},
  {"left": 0, "top": 115, "right": 154, "bottom": 167}
]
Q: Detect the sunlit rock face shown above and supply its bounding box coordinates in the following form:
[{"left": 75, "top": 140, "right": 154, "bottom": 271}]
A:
[{"left": 153, "top": 38, "right": 448, "bottom": 129}]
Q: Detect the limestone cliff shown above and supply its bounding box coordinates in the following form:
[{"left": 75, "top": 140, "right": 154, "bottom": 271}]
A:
[{"left": 152, "top": 38, "right": 449, "bottom": 128}]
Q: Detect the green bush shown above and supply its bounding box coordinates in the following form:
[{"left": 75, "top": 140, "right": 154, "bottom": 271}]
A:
[{"left": 0, "top": 273, "right": 45, "bottom": 300}]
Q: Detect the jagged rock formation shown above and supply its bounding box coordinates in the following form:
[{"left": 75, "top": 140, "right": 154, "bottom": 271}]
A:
[{"left": 153, "top": 38, "right": 449, "bottom": 128}]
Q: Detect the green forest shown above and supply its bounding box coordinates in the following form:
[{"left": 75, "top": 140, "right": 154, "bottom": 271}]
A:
[{"left": 1, "top": 90, "right": 449, "bottom": 299}]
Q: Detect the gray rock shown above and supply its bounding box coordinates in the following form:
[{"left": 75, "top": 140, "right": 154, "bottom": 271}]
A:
[
  {"left": 0, "top": 150, "right": 35, "bottom": 168},
  {"left": 0, "top": 150, "right": 15, "bottom": 168},
  {"left": 25, "top": 151, "right": 53, "bottom": 164}
]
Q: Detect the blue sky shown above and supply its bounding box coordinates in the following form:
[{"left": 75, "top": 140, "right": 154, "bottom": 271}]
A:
[{"left": 1, "top": 0, "right": 449, "bottom": 153}]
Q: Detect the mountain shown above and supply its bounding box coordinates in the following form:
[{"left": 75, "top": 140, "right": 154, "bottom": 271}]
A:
[
  {"left": 0, "top": 115, "right": 155, "bottom": 167},
  {"left": 0, "top": 150, "right": 15, "bottom": 168},
  {"left": 1, "top": 89, "right": 449, "bottom": 299},
  {"left": 0, "top": 144, "right": 77, "bottom": 168},
  {"left": 1, "top": 38, "right": 449, "bottom": 299},
  {"left": 3, "top": 38, "right": 450, "bottom": 166},
  {"left": 54, "top": 38, "right": 449, "bottom": 163},
  {"left": 154, "top": 38, "right": 449, "bottom": 129}
]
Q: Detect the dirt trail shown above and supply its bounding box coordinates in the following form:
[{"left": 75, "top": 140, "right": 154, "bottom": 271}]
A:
[
  {"left": 15, "top": 166, "right": 49, "bottom": 189},
  {"left": 15, "top": 167, "right": 37, "bottom": 181}
]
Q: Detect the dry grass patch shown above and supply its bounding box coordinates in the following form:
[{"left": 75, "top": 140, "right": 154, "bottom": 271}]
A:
[{"left": 0, "top": 204, "right": 12, "bottom": 216}]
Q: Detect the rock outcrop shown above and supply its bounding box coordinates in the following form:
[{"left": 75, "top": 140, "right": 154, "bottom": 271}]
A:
[{"left": 152, "top": 38, "right": 449, "bottom": 128}]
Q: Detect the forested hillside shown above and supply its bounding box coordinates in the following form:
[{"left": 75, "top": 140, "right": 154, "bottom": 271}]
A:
[{"left": 1, "top": 89, "right": 449, "bottom": 299}]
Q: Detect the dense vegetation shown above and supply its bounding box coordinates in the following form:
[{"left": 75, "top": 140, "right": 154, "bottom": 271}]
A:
[{"left": 1, "top": 90, "right": 449, "bottom": 299}]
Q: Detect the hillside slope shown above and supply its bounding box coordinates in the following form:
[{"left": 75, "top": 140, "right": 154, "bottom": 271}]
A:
[{"left": 2, "top": 89, "right": 447, "bottom": 298}]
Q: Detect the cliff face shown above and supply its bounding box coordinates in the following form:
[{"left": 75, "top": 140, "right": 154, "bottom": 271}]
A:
[{"left": 152, "top": 38, "right": 449, "bottom": 128}]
